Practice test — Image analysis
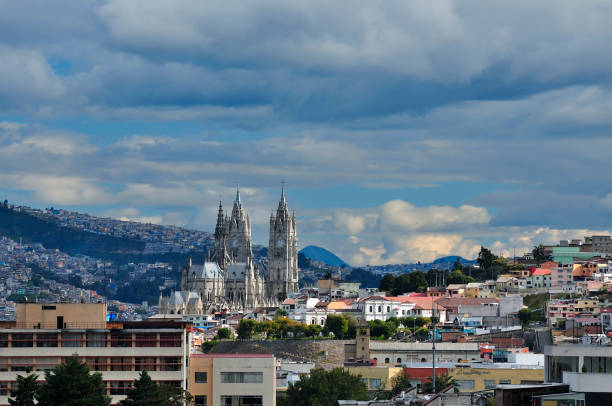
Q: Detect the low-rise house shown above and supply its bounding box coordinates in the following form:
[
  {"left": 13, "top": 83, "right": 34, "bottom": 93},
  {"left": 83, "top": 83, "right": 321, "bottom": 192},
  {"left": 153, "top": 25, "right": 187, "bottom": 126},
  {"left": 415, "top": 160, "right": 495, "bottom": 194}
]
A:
[
  {"left": 447, "top": 284, "right": 467, "bottom": 297},
  {"left": 357, "top": 296, "right": 416, "bottom": 321},
  {"left": 496, "top": 275, "right": 520, "bottom": 292},
  {"left": 528, "top": 268, "right": 552, "bottom": 289}
]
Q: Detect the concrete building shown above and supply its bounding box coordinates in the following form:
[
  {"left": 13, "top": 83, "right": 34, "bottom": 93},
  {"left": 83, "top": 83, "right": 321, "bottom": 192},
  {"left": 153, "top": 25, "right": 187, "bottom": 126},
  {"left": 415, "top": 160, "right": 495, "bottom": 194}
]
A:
[
  {"left": 544, "top": 344, "right": 612, "bottom": 404},
  {"left": 402, "top": 362, "right": 544, "bottom": 392},
  {"left": 189, "top": 353, "right": 276, "bottom": 406},
  {"left": 345, "top": 366, "right": 402, "bottom": 391},
  {"left": 0, "top": 303, "right": 190, "bottom": 406},
  {"left": 370, "top": 342, "right": 481, "bottom": 365}
]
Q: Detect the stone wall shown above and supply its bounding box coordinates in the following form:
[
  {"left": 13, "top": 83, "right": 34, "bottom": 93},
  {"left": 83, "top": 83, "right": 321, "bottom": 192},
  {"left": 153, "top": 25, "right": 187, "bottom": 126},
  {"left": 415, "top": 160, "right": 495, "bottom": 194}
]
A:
[{"left": 209, "top": 339, "right": 351, "bottom": 368}]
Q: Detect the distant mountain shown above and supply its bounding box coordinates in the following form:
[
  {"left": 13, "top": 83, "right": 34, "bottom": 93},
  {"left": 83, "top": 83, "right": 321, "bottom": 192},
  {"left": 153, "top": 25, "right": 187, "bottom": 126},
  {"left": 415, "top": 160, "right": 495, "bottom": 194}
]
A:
[
  {"left": 299, "top": 245, "right": 349, "bottom": 268},
  {"left": 432, "top": 256, "right": 474, "bottom": 265}
]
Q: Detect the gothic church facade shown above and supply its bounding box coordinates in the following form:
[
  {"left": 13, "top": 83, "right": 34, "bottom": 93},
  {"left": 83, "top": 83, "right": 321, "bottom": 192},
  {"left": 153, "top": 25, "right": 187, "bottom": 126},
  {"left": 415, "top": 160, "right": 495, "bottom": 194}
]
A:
[{"left": 159, "top": 186, "right": 299, "bottom": 314}]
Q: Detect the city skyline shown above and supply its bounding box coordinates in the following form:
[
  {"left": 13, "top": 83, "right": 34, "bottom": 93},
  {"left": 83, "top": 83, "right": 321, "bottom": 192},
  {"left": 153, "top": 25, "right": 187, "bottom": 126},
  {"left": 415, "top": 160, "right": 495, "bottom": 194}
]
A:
[{"left": 2, "top": 1, "right": 612, "bottom": 265}]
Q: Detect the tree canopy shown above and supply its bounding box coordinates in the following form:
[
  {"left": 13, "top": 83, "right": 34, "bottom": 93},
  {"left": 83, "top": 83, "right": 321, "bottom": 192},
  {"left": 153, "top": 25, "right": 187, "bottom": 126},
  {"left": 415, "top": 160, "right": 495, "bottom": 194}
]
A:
[
  {"left": 324, "top": 314, "right": 348, "bottom": 339},
  {"left": 378, "top": 271, "right": 428, "bottom": 295},
  {"left": 9, "top": 371, "right": 38, "bottom": 406},
  {"left": 422, "top": 372, "right": 459, "bottom": 394},
  {"left": 36, "top": 356, "right": 110, "bottom": 406},
  {"left": 280, "top": 368, "right": 368, "bottom": 406}
]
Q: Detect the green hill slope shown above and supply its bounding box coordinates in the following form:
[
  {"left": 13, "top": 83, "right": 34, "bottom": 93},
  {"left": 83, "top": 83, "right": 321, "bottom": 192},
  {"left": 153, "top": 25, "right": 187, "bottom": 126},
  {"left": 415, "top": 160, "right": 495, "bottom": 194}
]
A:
[{"left": 0, "top": 204, "right": 145, "bottom": 258}]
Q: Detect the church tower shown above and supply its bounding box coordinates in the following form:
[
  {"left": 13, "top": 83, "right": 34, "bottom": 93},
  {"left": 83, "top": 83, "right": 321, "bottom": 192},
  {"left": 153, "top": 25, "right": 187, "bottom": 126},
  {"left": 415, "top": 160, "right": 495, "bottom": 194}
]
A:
[
  {"left": 268, "top": 183, "right": 299, "bottom": 299},
  {"left": 211, "top": 201, "right": 229, "bottom": 269},
  {"left": 227, "top": 186, "right": 253, "bottom": 265}
]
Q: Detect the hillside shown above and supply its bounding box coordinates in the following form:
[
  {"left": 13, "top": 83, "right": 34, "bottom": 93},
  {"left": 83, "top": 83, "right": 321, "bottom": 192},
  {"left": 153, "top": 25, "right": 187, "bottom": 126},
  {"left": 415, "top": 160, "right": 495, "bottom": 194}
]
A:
[
  {"left": 299, "top": 245, "right": 349, "bottom": 267},
  {"left": 0, "top": 205, "right": 145, "bottom": 257}
]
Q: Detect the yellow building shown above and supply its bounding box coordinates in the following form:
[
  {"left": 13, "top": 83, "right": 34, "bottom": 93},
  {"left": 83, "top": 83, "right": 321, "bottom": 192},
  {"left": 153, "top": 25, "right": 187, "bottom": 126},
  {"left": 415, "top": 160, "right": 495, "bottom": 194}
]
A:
[
  {"left": 574, "top": 299, "right": 600, "bottom": 315},
  {"left": 451, "top": 365, "right": 544, "bottom": 391},
  {"left": 15, "top": 302, "right": 107, "bottom": 329},
  {"left": 464, "top": 283, "right": 483, "bottom": 298},
  {"left": 345, "top": 366, "right": 403, "bottom": 391},
  {"left": 190, "top": 353, "right": 276, "bottom": 406}
]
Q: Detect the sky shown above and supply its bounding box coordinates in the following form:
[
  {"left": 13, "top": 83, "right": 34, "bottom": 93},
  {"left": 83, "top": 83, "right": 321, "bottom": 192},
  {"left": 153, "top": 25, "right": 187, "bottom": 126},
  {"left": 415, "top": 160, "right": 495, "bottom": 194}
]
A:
[{"left": 2, "top": 1, "right": 612, "bottom": 266}]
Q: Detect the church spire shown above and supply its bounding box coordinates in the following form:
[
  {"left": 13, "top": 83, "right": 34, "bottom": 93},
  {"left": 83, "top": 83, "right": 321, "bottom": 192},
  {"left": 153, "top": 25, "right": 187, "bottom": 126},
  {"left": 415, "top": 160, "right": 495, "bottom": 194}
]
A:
[
  {"left": 281, "top": 180, "right": 286, "bottom": 204},
  {"left": 235, "top": 184, "right": 241, "bottom": 206}
]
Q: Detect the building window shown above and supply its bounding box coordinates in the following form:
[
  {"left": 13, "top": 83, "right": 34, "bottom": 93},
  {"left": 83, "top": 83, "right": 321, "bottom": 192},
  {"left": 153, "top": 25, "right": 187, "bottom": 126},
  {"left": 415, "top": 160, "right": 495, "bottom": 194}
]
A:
[
  {"left": 378, "top": 306, "right": 382, "bottom": 312},
  {"left": 397, "top": 358, "right": 402, "bottom": 364},
  {"left": 0, "top": 334, "right": 7, "bottom": 348},
  {"left": 0, "top": 382, "right": 8, "bottom": 396},
  {"left": 195, "top": 372, "right": 208, "bottom": 383},
  {"left": 86, "top": 332, "right": 106, "bottom": 347},
  {"left": 499, "top": 380, "right": 511, "bottom": 384},
  {"left": 194, "top": 396, "right": 207, "bottom": 406},
  {"left": 163, "top": 357, "right": 181, "bottom": 372},
  {"left": 220, "top": 372, "right": 263, "bottom": 384},
  {"left": 110, "top": 333, "right": 132, "bottom": 348},
  {"left": 36, "top": 333, "right": 58, "bottom": 348},
  {"left": 36, "top": 357, "right": 58, "bottom": 371},
  {"left": 369, "top": 306, "right": 373, "bottom": 312},
  {"left": 12, "top": 334, "right": 33, "bottom": 348},
  {"left": 220, "top": 396, "right": 262, "bottom": 406},
  {"left": 135, "top": 357, "right": 156, "bottom": 372},
  {"left": 160, "top": 333, "right": 182, "bottom": 347},
  {"left": 135, "top": 333, "right": 157, "bottom": 347},
  {"left": 385, "top": 358, "right": 390, "bottom": 364},
  {"left": 61, "top": 333, "right": 82, "bottom": 348},
  {"left": 547, "top": 356, "right": 578, "bottom": 382},
  {"left": 109, "top": 381, "right": 131, "bottom": 395},
  {"left": 369, "top": 378, "right": 382, "bottom": 389},
  {"left": 387, "top": 306, "right": 390, "bottom": 312},
  {"left": 484, "top": 380, "right": 496, "bottom": 389},
  {"left": 456, "top": 380, "right": 475, "bottom": 390}
]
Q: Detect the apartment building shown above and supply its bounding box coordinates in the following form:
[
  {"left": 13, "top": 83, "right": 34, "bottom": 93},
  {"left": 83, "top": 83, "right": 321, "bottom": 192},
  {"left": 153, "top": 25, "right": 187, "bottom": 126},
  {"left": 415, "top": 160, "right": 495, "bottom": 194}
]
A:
[
  {"left": 189, "top": 353, "right": 276, "bottom": 406},
  {"left": 0, "top": 303, "right": 190, "bottom": 405},
  {"left": 544, "top": 344, "right": 612, "bottom": 404}
]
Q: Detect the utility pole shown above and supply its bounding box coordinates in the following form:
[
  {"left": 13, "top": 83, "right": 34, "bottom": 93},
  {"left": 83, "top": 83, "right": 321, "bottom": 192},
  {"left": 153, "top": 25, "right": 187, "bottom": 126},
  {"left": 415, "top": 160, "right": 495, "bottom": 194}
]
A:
[{"left": 432, "top": 296, "right": 436, "bottom": 393}]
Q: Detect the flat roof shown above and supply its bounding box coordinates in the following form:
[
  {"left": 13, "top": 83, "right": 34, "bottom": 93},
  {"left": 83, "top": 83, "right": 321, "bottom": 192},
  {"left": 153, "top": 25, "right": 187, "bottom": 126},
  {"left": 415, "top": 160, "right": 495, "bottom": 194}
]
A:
[{"left": 191, "top": 353, "right": 274, "bottom": 358}]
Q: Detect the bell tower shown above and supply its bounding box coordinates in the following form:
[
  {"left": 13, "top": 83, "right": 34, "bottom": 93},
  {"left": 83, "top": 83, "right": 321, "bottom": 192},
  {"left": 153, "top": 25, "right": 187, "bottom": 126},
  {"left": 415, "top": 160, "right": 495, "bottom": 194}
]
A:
[
  {"left": 267, "top": 182, "right": 299, "bottom": 300},
  {"left": 227, "top": 185, "right": 253, "bottom": 265}
]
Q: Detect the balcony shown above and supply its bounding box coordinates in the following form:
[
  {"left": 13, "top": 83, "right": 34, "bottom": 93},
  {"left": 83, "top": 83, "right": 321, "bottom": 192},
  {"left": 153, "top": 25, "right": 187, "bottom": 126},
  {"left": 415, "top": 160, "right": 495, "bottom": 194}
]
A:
[{"left": 563, "top": 372, "right": 612, "bottom": 393}]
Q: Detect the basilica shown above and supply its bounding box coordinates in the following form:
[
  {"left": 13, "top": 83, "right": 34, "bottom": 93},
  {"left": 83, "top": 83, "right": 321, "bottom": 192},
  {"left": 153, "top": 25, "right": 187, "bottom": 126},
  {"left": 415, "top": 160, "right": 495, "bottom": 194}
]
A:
[{"left": 159, "top": 186, "right": 299, "bottom": 314}]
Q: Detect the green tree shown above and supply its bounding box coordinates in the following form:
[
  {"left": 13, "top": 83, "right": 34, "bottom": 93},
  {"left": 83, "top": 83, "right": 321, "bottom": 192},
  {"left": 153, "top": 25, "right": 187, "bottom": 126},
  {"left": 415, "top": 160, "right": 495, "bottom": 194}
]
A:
[
  {"left": 306, "top": 324, "right": 322, "bottom": 337},
  {"left": 422, "top": 372, "right": 459, "bottom": 393},
  {"left": 216, "top": 327, "right": 231, "bottom": 339},
  {"left": 379, "top": 274, "right": 395, "bottom": 294},
  {"left": 237, "top": 319, "right": 257, "bottom": 339},
  {"left": 36, "top": 355, "right": 110, "bottom": 406},
  {"left": 119, "top": 371, "right": 165, "bottom": 406},
  {"left": 200, "top": 339, "right": 217, "bottom": 353},
  {"left": 477, "top": 246, "right": 495, "bottom": 270},
  {"left": 9, "top": 371, "right": 38, "bottom": 406},
  {"left": 409, "top": 271, "right": 428, "bottom": 293},
  {"left": 532, "top": 244, "right": 548, "bottom": 263},
  {"left": 157, "top": 385, "right": 193, "bottom": 406},
  {"left": 324, "top": 314, "right": 349, "bottom": 339},
  {"left": 345, "top": 315, "right": 358, "bottom": 339},
  {"left": 413, "top": 327, "right": 429, "bottom": 341},
  {"left": 390, "top": 373, "right": 412, "bottom": 396},
  {"left": 453, "top": 257, "right": 463, "bottom": 271},
  {"left": 281, "top": 368, "right": 368, "bottom": 406},
  {"left": 518, "top": 308, "right": 532, "bottom": 327},
  {"left": 447, "top": 270, "right": 474, "bottom": 285},
  {"left": 275, "top": 308, "right": 288, "bottom": 319},
  {"left": 368, "top": 320, "right": 397, "bottom": 339}
]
